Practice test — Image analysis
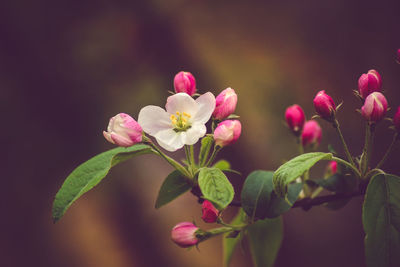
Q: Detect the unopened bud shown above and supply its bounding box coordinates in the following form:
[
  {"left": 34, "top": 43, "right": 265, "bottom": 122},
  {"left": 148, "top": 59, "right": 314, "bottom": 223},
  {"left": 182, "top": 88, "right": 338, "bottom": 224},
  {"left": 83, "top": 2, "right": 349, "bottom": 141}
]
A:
[
  {"left": 201, "top": 200, "right": 219, "bottom": 223},
  {"left": 103, "top": 113, "right": 143, "bottom": 147},
  {"left": 171, "top": 222, "right": 200, "bottom": 248},
  {"left": 213, "top": 120, "right": 241, "bottom": 147},
  {"left": 361, "top": 92, "right": 388, "bottom": 123},
  {"left": 313, "top": 90, "right": 336, "bottom": 121},
  {"left": 174, "top": 71, "right": 196, "bottom": 96},
  {"left": 358, "top": 69, "right": 382, "bottom": 99},
  {"left": 301, "top": 120, "right": 322, "bottom": 147},
  {"left": 212, "top": 88, "right": 238, "bottom": 120},
  {"left": 285, "top": 104, "right": 305, "bottom": 136},
  {"left": 393, "top": 106, "right": 400, "bottom": 132},
  {"left": 326, "top": 161, "right": 337, "bottom": 176}
]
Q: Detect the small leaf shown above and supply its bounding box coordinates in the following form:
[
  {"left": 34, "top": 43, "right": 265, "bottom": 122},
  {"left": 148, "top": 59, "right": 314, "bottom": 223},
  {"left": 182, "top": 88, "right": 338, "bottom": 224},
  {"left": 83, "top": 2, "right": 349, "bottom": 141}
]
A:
[
  {"left": 213, "top": 160, "right": 241, "bottom": 175},
  {"left": 213, "top": 160, "right": 231, "bottom": 171},
  {"left": 241, "top": 171, "right": 302, "bottom": 220},
  {"left": 247, "top": 217, "right": 283, "bottom": 267},
  {"left": 223, "top": 208, "right": 246, "bottom": 267},
  {"left": 199, "top": 136, "right": 213, "bottom": 166},
  {"left": 155, "top": 170, "right": 192, "bottom": 209},
  {"left": 363, "top": 174, "right": 400, "bottom": 267},
  {"left": 315, "top": 174, "right": 357, "bottom": 193},
  {"left": 273, "top": 152, "right": 332, "bottom": 197},
  {"left": 52, "top": 144, "right": 155, "bottom": 222},
  {"left": 198, "top": 168, "right": 234, "bottom": 210}
]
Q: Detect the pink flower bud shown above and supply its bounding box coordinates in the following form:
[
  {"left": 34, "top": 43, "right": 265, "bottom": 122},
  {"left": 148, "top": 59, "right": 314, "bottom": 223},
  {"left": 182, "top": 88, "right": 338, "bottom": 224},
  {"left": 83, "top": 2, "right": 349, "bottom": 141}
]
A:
[
  {"left": 201, "top": 200, "right": 219, "bottom": 223},
  {"left": 326, "top": 161, "right": 337, "bottom": 175},
  {"left": 301, "top": 120, "right": 322, "bottom": 147},
  {"left": 358, "top": 69, "right": 382, "bottom": 99},
  {"left": 285, "top": 104, "right": 306, "bottom": 135},
  {"left": 212, "top": 88, "right": 238, "bottom": 120},
  {"left": 213, "top": 120, "right": 241, "bottom": 147},
  {"left": 393, "top": 106, "right": 400, "bottom": 132},
  {"left": 103, "top": 113, "right": 143, "bottom": 147},
  {"left": 174, "top": 71, "right": 196, "bottom": 96},
  {"left": 361, "top": 92, "right": 388, "bottom": 122},
  {"left": 313, "top": 90, "right": 336, "bottom": 121},
  {"left": 171, "top": 222, "right": 199, "bottom": 248}
]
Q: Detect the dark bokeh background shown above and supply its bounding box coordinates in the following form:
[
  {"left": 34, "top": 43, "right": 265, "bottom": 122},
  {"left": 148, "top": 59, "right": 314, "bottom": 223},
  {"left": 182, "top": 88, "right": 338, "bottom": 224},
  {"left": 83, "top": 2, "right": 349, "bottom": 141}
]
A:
[{"left": 2, "top": 1, "right": 400, "bottom": 266}]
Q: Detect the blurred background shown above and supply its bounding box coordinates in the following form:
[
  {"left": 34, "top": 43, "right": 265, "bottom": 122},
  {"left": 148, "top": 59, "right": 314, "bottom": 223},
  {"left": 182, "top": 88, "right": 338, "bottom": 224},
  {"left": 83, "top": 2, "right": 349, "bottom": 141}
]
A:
[{"left": 2, "top": 0, "right": 400, "bottom": 266}]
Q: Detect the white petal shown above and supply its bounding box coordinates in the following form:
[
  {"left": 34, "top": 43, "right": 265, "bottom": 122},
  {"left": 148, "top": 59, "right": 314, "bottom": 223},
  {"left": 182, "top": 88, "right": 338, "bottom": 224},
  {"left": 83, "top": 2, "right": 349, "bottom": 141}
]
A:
[
  {"left": 155, "top": 129, "right": 184, "bottom": 152},
  {"left": 165, "top": 93, "right": 198, "bottom": 117},
  {"left": 138, "top": 105, "right": 172, "bottom": 136},
  {"left": 182, "top": 123, "right": 207, "bottom": 145},
  {"left": 193, "top": 92, "right": 216, "bottom": 124}
]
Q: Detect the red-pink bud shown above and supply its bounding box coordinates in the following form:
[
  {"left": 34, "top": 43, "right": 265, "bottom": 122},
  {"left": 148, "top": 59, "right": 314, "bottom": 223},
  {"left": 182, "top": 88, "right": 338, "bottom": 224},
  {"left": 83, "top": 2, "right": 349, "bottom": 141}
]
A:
[
  {"left": 358, "top": 69, "right": 382, "bottom": 99},
  {"left": 174, "top": 71, "right": 196, "bottom": 96},
  {"left": 361, "top": 92, "right": 388, "bottom": 122},
  {"left": 212, "top": 88, "right": 238, "bottom": 120},
  {"left": 326, "top": 161, "right": 337, "bottom": 175},
  {"left": 103, "top": 113, "right": 143, "bottom": 147},
  {"left": 285, "top": 104, "right": 306, "bottom": 135},
  {"left": 171, "top": 222, "right": 199, "bottom": 248},
  {"left": 313, "top": 90, "right": 336, "bottom": 121},
  {"left": 201, "top": 200, "right": 219, "bottom": 223},
  {"left": 396, "top": 49, "right": 400, "bottom": 63},
  {"left": 301, "top": 120, "right": 322, "bottom": 147},
  {"left": 393, "top": 106, "right": 400, "bottom": 132},
  {"left": 213, "top": 120, "right": 241, "bottom": 147}
]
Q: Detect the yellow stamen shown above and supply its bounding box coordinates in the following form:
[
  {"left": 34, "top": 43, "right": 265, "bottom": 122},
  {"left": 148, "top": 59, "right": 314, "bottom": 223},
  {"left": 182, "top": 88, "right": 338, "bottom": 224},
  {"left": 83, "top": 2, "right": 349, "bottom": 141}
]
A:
[{"left": 183, "top": 112, "right": 191, "bottom": 118}]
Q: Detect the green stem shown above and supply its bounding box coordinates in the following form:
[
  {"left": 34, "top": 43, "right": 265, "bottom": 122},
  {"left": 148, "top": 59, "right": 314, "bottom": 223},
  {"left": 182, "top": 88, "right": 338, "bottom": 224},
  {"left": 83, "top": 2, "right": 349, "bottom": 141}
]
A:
[
  {"left": 146, "top": 139, "right": 192, "bottom": 178},
  {"left": 376, "top": 133, "right": 398, "bottom": 169},
  {"left": 217, "top": 219, "right": 248, "bottom": 230},
  {"left": 331, "top": 156, "right": 361, "bottom": 178},
  {"left": 205, "top": 146, "right": 221, "bottom": 167},
  {"left": 189, "top": 145, "right": 196, "bottom": 166},
  {"left": 360, "top": 123, "right": 374, "bottom": 176},
  {"left": 333, "top": 119, "right": 356, "bottom": 167}
]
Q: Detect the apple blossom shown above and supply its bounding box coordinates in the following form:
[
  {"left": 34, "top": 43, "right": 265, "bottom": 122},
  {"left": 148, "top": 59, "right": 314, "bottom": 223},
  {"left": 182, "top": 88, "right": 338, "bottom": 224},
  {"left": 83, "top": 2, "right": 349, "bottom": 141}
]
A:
[{"left": 138, "top": 92, "right": 216, "bottom": 152}]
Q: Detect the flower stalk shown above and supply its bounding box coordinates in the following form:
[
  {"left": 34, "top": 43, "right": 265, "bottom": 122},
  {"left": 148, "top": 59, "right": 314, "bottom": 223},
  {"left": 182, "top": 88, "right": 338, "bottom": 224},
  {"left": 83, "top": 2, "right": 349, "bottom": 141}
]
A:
[{"left": 332, "top": 119, "right": 356, "bottom": 167}]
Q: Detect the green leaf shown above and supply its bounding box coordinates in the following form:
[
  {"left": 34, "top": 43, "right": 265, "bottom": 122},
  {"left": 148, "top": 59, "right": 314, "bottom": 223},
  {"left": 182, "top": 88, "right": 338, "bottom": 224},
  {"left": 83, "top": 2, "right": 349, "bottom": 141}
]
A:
[
  {"left": 52, "top": 144, "right": 155, "bottom": 222},
  {"left": 273, "top": 152, "right": 332, "bottom": 197},
  {"left": 199, "top": 136, "right": 213, "bottom": 166},
  {"left": 241, "top": 171, "right": 302, "bottom": 220},
  {"left": 223, "top": 208, "right": 246, "bottom": 267},
  {"left": 198, "top": 167, "right": 235, "bottom": 210},
  {"left": 247, "top": 217, "right": 283, "bottom": 267},
  {"left": 155, "top": 170, "right": 192, "bottom": 209},
  {"left": 362, "top": 174, "right": 400, "bottom": 267}
]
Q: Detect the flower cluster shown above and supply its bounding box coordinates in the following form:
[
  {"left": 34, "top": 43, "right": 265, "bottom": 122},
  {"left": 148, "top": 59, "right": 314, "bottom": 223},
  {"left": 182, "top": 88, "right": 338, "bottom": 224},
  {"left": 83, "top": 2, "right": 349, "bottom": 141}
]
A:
[{"left": 103, "top": 71, "right": 241, "bottom": 152}]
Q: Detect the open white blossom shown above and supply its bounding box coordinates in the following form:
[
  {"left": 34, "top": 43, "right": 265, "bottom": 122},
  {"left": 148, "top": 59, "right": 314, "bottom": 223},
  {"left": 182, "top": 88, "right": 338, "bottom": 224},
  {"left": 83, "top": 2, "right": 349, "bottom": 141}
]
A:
[{"left": 138, "top": 92, "right": 216, "bottom": 152}]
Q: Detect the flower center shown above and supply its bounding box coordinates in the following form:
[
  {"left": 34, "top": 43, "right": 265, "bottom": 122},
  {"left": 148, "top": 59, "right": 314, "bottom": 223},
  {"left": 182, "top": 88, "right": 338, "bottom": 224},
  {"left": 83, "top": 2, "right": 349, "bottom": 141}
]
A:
[{"left": 170, "top": 112, "right": 192, "bottom": 132}]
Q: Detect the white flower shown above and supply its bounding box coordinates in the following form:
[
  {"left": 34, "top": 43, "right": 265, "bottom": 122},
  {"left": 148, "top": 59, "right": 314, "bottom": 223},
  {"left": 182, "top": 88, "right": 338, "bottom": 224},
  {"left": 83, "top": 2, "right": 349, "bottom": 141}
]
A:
[{"left": 138, "top": 92, "right": 216, "bottom": 152}]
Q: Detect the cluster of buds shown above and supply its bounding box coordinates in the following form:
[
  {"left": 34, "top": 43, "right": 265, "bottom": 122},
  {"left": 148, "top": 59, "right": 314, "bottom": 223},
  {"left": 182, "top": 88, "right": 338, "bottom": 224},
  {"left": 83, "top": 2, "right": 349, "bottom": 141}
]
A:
[
  {"left": 212, "top": 88, "right": 241, "bottom": 147},
  {"left": 285, "top": 105, "right": 322, "bottom": 147},
  {"left": 356, "top": 69, "right": 388, "bottom": 123}
]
